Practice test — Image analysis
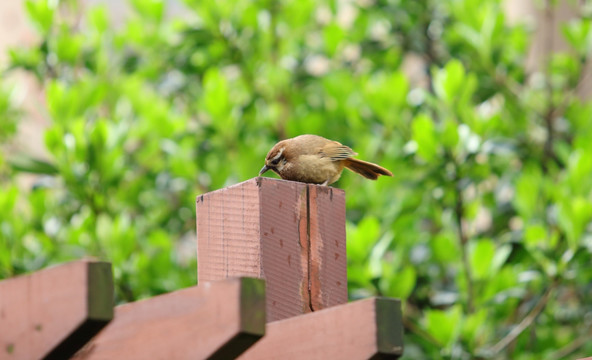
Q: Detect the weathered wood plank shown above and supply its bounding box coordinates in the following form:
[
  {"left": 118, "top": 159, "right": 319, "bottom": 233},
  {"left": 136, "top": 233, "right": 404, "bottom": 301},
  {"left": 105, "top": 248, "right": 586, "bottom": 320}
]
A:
[
  {"left": 196, "top": 178, "right": 266, "bottom": 281},
  {"left": 238, "top": 297, "right": 404, "bottom": 359},
  {"left": 308, "top": 184, "right": 348, "bottom": 311},
  {"left": 0, "top": 260, "right": 113, "bottom": 360},
  {"left": 73, "top": 277, "right": 265, "bottom": 360},
  {"left": 259, "top": 178, "right": 310, "bottom": 320},
  {"left": 196, "top": 178, "right": 348, "bottom": 321}
]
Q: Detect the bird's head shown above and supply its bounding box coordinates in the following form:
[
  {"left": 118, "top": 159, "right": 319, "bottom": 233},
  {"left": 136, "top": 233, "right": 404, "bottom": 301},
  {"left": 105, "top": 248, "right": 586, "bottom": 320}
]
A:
[{"left": 259, "top": 142, "right": 289, "bottom": 176}]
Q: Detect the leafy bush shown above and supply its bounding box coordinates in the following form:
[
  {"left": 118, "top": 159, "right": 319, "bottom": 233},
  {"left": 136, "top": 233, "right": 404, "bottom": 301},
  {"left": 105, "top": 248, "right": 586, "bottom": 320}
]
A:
[{"left": 1, "top": 0, "right": 592, "bottom": 358}]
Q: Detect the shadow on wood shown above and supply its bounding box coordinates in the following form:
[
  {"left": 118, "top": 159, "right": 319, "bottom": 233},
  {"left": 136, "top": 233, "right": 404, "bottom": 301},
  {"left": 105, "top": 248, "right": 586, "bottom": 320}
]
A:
[
  {"left": 0, "top": 260, "right": 113, "bottom": 360},
  {"left": 73, "top": 277, "right": 265, "bottom": 360}
]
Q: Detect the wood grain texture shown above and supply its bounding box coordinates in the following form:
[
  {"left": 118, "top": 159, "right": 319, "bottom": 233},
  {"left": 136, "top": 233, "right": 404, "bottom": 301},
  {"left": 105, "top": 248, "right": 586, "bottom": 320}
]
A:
[
  {"left": 258, "top": 178, "right": 310, "bottom": 321},
  {"left": 308, "top": 184, "right": 348, "bottom": 311},
  {"left": 196, "top": 179, "right": 263, "bottom": 280},
  {"left": 238, "top": 297, "right": 404, "bottom": 360},
  {"left": 0, "top": 260, "right": 113, "bottom": 360},
  {"left": 73, "top": 277, "right": 266, "bottom": 360},
  {"left": 196, "top": 178, "right": 348, "bottom": 322}
]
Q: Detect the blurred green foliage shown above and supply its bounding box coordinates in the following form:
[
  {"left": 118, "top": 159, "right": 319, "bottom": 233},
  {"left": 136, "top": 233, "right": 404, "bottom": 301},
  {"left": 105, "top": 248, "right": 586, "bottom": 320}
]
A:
[{"left": 1, "top": 0, "right": 592, "bottom": 358}]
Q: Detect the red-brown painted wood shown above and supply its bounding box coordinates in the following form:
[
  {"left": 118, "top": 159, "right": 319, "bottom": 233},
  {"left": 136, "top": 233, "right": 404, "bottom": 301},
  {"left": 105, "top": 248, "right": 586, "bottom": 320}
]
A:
[
  {"left": 196, "top": 178, "right": 348, "bottom": 321},
  {"left": 238, "top": 297, "right": 404, "bottom": 359},
  {"left": 0, "top": 260, "right": 113, "bottom": 360},
  {"left": 73, "top": 277, "right": 265, "bottom": 360},
  {"left": 308, "top": 184, "right": 348, "bottom": 311}
]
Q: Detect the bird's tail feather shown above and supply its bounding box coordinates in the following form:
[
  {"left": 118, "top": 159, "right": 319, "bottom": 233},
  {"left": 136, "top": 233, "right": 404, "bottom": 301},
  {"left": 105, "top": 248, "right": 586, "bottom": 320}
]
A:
[{"left": 343, "top": 158, "right": 393, "bottom": 180}]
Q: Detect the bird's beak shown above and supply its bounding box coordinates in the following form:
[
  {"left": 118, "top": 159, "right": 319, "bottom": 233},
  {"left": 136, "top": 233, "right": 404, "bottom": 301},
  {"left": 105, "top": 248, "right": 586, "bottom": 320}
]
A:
[{"left": 259, "top": 164, "right": 270, "bottom": 176}]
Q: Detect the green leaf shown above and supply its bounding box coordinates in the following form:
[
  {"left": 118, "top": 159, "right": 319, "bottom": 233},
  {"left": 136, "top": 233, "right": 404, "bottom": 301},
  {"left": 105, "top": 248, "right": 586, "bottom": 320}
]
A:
[
  {"left": 324, "top": 22, "right": 344, "bottom": 56},
  {"left": 90, "top": 119, "right": 108, "bottom": 150},
  {"left": 412, "top": 113, "right": 438, "bottom": 161},
  {"left": 442, "top": 118, "right": 459, "bottom": 149},
  {"left": 201, "top": 68, "right": 231, "bottom": 120},
  {"left": 347, "top": 216, "right": 380, "bottom": 263},
  {"left": 431, "top": 232, "right": 460, "bottom": 263},
  {"left": 491, "top": 244, "right": 511, "bottom": 274},
  {"left": 130, "top": 0, "right": 164, "bottom": 23},
  {"left": 44, "top": 126, "right": 64, "bottom": 155},
  {"left": 433, "top": 60, "right": 466, "bottom": 104},
  {"left": 46, "top": 81, "right": 70, "bottom": 121},
  {"left": 89, "top": 5, "right": 109, "bottom": 33},
  {"left": 0, "top": 186, "right": 19, "bottom": 212},
  {"left": 55, "top": 26, "right": 84, "bottom": 64},
  {"left": 513, "top": 165, "right": 542, "bottom": 220},
  {"left": 461, "top": 309, "right": 488, "bottom": 348},
  {"left": 8, "top": 47, "right": 42, "bottom": 71},
  {"left": 363, "top": 71, "right": 409, "bottom": 125},
  {"left": 385, "top": 72, "right": 410, "bottom": 110},
  {"left": 524, "top": 223, "right": 547, "bottom": 249},
  {"left": 566, "top": 151, "right": 592, "bottom": 194},
  {"left": 470, "top": 239, "right": 495, "bottom": 280},
  {"left": 383, "top": 265, "right": 416, "bottom": 299},
  {"left": 9, "top": 154, "right": 58, "bottom": 175},
  {"left": 558, "top": 197, "right": 592, "bottom": 250},
  {"left": 424, "top": 305, "right": 463, "bottom": 347},
  {"left": 561, "top": 19, "right": 592, "bottom": 56},
  {"left": 25, "top": 0, "right": 56, "bottom": 34}
]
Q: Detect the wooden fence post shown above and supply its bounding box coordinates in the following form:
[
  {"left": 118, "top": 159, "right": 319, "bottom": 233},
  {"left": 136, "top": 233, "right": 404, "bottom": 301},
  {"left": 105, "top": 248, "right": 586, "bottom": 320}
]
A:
[
  {"left": 196, "top": 177, "right": 348, "bottom": 321},
  {"left": 0, "top": 260, "right": 113, "bottom": 360}
]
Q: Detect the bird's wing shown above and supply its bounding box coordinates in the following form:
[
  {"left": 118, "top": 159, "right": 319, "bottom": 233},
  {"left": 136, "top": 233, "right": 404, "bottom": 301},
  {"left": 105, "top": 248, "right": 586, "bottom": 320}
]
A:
[{"left": 319, "top": 141, "right": 357, "bottom": 160}]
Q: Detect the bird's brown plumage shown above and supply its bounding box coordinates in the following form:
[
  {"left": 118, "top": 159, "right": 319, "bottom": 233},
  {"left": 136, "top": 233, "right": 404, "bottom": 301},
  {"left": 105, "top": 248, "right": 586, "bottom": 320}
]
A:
[{"left": 259, "top": 134, "right": 392, "bottom": 185}]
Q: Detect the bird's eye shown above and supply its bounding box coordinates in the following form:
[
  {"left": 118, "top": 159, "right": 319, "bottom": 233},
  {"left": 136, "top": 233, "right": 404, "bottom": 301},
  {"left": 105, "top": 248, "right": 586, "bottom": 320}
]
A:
[{"left": 271, "top": 157, "right": 281, "bottom": 165}]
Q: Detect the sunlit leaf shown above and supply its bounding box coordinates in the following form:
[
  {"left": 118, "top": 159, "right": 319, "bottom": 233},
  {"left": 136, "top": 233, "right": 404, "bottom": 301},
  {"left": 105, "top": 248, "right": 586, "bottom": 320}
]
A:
[
  {"left": 412, "top": 113, "right": 438, "bottom": 162},
  {"left": 424, "top": 305, "right": 463, "bottom": 347},
  {"left": 470, "top": 239, "right": 495, "bottom": 280}
]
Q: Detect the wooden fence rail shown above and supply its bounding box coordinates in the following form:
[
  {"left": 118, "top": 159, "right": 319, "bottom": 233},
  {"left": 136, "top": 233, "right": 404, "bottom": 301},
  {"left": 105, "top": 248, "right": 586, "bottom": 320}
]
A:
[
  {"left": 238, "top": 297, "right": 403, "bottom": 359},
  {"left": 0, "top": 177, "right": 404, "bottom": 359},
  {"left": 0, "top": 261, "right": 113, "bottom": 360},
  {"left": 73, "top": 277, "right": 265, "bottom": 360}
]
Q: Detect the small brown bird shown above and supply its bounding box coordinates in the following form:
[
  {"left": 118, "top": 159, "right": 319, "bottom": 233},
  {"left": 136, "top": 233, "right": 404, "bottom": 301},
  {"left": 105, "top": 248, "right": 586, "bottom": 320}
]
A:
[{"left": 259, "top": 134, "right": 393, "bottom": 185}]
